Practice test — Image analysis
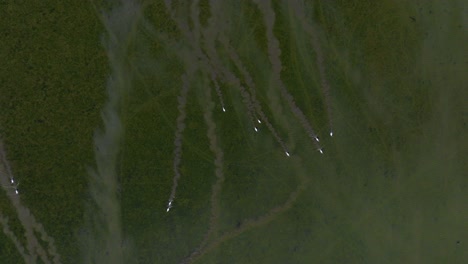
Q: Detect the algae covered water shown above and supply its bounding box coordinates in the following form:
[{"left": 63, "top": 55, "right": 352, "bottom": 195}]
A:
[{"left": 0, "top": 0, "right": 466, "bottom": 263}]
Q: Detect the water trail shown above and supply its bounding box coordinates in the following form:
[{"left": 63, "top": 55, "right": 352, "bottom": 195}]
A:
[
  {"left": 167, "top": 73, "right": 191, "bottom": 210},
  {"left": 218, "top": 35, "right": 259, "bottom": 103},
  {"left": 164, "top": 0, "right": 194, "bottom": 45},
  {"left": 166, "top": 2, "right": 228, "bottom": 258},
  {"left": 288, "top": 0, "right": 333, "bottom": 136},
  {"left": 33, "top": 222, "right": 61, "bottom": 264},
  {"left": 218, "top": 35, "right": 290, "bottom": 154},
  {"left": 171, "top": 2, "right": 311, "bottom": 262},
  {"left": 200, "top": 11, "right": 260, "bottom": 132},
  {"left": 190, "top": 0, "right": 201, "bottom": 45},
  {"left": 253, "top": 0, "right": 322, "bottom": 151},
  {"left": 204, "top": 1, "right": 290, "bottom": 153},
  {"left": 193, "top": 80, "right": 226, "bottom": 257},
  {"left": 83, "top": 0, "right": 141, "bottom": 263},
  {"left": 191, "top": 0, "right": 226, "bottom": 113},
  {"left": 85, "top": 82, "right": 125, "bottom": 264},
  {"left": 210, "top": 72, "right": 226, "bottom": 112},
  {"left": 164, "top": 0, "right": 227, "bottom": 212},
  {"left": 203, "top": 50, "right": 258, "bottom": 130},
  {"left": 163, "top": 5, "right": 229, "bottom": 264},
  {"left": 165, "top": 0, "right": 226, "bottom": 115},
  {"left": 182, "top": 156, "right": 309, "bottom": 264},
  {"left": 203, "top": 0, "right": 222, "bottom": 43},
  {"left": 218, "top": 35, "right": 260, "bottom": 124},
  {"left": 199, "top": 1, "right": 236, "bottom": 114},
  {"left": 203, "top": 0, "right": 223, "bottom": 44},
  {"left": 0, "top": 140, "right": 59, "bottom": 263},
  {"left": 0, "top": 140, "right": 15, "bottom": 182},
  {"left": 215, "top": 59, "right": 258, "bottom": 131},
  {"left": 0, "top": 213, "right": 31, "bottom": 263}
]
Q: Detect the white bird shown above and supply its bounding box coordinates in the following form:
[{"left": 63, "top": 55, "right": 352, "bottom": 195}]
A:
[
  {"left": 315, "top": 137, "right": 320, "bottom": 142},
  {"left": 285, "top": 151, "right": 290, "bottom": 157},
  {"left": 222, "top": 107, "right": 226, "bottom": 112},
  {"left": 257, "top": 119, "right": 261, "bottom": 124},
  {"left": 330, "top": 131, "right": 333, "bottom": 137},
  {"left": 319, "top": 149, "right": 323, "bottom": 154},
  {"left": 254, "top": 127, "right": 258, "bottom": 132}
]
